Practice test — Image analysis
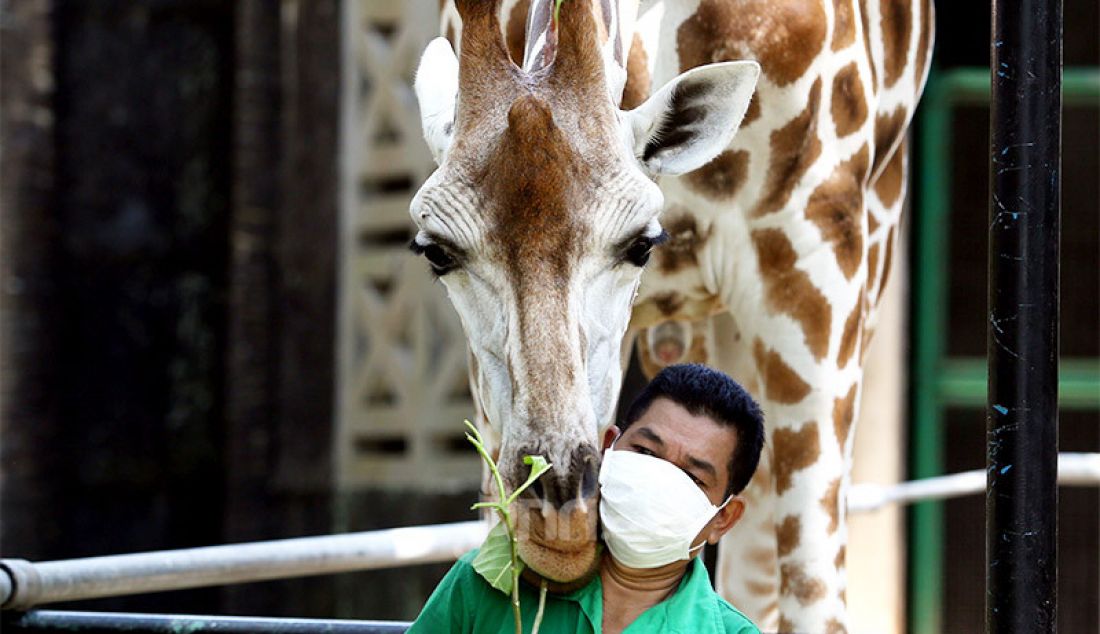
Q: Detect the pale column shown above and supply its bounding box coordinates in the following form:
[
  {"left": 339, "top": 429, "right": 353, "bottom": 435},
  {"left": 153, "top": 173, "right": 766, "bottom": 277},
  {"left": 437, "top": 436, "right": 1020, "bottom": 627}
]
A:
[{"left": 848, "top": 232, "right": 908, "bottom": 634}]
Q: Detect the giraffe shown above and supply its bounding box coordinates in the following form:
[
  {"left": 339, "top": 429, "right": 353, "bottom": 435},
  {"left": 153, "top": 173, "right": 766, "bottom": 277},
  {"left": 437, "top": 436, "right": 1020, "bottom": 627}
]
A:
[
  {"left": 413, "top": 0, "right": 757, "bottom": 585},
  {"left": 413, "top": 0, "right": 933, "bottom": 631}
]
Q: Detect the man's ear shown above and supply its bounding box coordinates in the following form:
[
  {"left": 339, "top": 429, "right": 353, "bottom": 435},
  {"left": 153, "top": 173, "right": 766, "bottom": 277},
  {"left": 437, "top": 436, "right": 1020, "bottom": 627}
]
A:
[
  {"left": 704, "top": 496, "right": 745, "bottom": 545},
  {"left": 601, "top": 425, "right": 621, "bottom": 451},
  {"left": 414, "top": 37, "right": 459, "bottom": 164},
  {"left": 624, "top": 61, "right": 760, "bottom": 176}
]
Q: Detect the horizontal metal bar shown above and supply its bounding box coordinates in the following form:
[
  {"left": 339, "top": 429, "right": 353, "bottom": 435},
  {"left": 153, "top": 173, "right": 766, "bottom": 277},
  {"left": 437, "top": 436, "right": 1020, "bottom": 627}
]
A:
[
  {"left": 1, "top": 610, "right": 410, "bottom": 633},
  {"left": 935, "top": 357, "right": 1099, "bottom": 409},
  {"left": 3, "top": 453, "right": 1098, "bottom": 610},
  {"left": 848, "top": 452, "right": 1100, "bottom": 513},
  {"left": 0, "top": 521, "right": 487, "bottom": 610}
]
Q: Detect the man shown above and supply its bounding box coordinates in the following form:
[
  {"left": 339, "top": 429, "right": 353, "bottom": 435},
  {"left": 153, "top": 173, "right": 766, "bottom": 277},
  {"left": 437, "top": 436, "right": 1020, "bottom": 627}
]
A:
[{"left": 408, "top": 364, "right": 765, "bottom": 633}]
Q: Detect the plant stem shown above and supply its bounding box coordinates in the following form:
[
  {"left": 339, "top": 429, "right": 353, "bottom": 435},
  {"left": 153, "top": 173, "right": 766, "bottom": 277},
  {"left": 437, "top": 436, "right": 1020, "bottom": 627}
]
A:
[
  {"left": 531, "top": 581, "right": 548, "bottom": 634},
  {"left": 501, "top": 508, "right": 523, "bottom": 634}
]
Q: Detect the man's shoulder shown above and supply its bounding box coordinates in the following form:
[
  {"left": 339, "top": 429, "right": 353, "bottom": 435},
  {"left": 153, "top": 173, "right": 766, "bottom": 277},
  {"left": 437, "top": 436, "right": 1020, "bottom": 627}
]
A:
[
  {"left": 456, "top": 548, "right": 479, "bottom": 566},
  {"left": 714, "top": 595, "right": 762, "bottom": 634},
  {"left": 445, "top": 549, "right": 488, "bottom": 587}
]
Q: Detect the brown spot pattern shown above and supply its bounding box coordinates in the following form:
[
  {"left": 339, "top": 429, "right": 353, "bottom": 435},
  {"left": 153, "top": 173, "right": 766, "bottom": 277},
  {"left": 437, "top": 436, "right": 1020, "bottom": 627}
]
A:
[
  {"left": 877, "top": 225, "right": 897, "bottom": 304},
  {"left": 748, "top": 546, "right": 777, "bottom": 569},
  {"left": 772, "top": 421, "right": 821, "bottom": 495},
  {"left": 756, "top": 78, "right": 823, "bottom": 216},
  {"left": 743, "top": 92, "right": 762, "bottom": 126},
  {"left": 866, "top": 243, "right": 880, "bottom": 288},
  {"left": 655, "top": 295, "right": 689, "bottom": 321},
  {"left": 858, "top": 0, "right": 877, "bottom": 88},
  {"left": 837, "top": 300, "right": 862, "bottom": 368},
  {"left": 831, "top": 62, "right": 868, "bottom": 137},
  {"left": 804, "top": 145, "right": 869, "bottom": 279},
  {"left": 873, "top": 140, "right": 906, "bottom": 207},
  {"left": 832, "top": 0, "right": 856, "bottom": 50},
  {"left": 753, "top": 339, "right": 812, "bottom": 405},
  {"left": 915, "top": 0, "right": 933, "bottom": 90},
  {"left": 835, "top": 544, "right": 847, "bottom": 570},
  {"left": 654, "top": 209, "right": 711, "bottom": 273},
  {"left": 677, "top": 0, "right": 827, "bottom": 87},
  {"left": 621, "top": 33, "right": 651, "bottom": 110},
  {"left": 747, "top": 579, "right": 776, "bottom": 596},
  {"left": 777, "top": 515, "right": 802, "bottom": 557},
  {"left": 821, "top": 477, "right": 841, "bottom": 533},
  {"left": 685, "top": 150, "right": 750, "bottom": 201},
  {"left": 825, "top": 617, "right": 848, "bottom": 634},
  {"left": 833, "top": 383, "right": 858, "bottom": 450},
  {"left": 752, "top": 229, "right": 833, "bottom": 359},
  {"left": 780, "top": 562, "right": 828, "bottom": 605},
  {"left": 880, "top": 0, "right": 912, "bottom": 87},
  {"left": 873, "top": 107, "right": 907, "bottom": 176},
  {"left": 779, "top": 616, "right": 797, "bottom": 633}
]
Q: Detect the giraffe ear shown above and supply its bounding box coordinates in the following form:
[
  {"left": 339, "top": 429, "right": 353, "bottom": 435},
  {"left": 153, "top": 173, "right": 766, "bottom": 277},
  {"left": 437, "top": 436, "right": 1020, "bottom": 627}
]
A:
[
  {"left": 414, "top": 37, "right": 460, "bottom": 164},
  {"left": 625, "top": 61, "right": 760, "bottom": 176}
]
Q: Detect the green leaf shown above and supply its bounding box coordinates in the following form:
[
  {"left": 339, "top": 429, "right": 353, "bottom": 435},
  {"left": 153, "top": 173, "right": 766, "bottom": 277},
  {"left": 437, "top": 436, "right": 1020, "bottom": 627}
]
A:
[
  {"left": 507, "top": 455, "right": 553, "bottom": 505},
  {"left": 472, "top": 521, "right": 523, "bottom": 595}
]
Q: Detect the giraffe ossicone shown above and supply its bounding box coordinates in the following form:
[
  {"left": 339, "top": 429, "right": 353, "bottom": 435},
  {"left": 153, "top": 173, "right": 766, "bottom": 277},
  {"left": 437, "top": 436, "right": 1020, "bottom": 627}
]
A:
[{"left": 410, "top": 0, "right": 758, "bottom": 585}]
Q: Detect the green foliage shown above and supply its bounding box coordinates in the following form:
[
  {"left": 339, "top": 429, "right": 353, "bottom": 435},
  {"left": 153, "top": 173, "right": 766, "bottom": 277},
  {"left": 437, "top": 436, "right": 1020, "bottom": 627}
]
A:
[
  {"left": 472, "top": 521, "right": 524, "bottom": 595},
  {"left": 464, "top": 420, "right": 552, "bottom": 634}
]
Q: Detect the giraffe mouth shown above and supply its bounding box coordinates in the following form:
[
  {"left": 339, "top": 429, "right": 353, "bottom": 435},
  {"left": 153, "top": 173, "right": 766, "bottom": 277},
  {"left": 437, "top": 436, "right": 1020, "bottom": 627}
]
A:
[
  {"left": 514, "top": 503, "right": 600, "bottom": 582},
  {"left": 518, "top": 537, "right": 599, "bottom": 583}
]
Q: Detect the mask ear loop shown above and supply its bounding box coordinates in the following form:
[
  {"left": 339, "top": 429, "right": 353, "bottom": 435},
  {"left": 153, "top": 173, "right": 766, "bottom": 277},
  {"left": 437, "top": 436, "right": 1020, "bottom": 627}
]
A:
[{"left": 687, "top": 494, "right": 736, "bottom": 555}]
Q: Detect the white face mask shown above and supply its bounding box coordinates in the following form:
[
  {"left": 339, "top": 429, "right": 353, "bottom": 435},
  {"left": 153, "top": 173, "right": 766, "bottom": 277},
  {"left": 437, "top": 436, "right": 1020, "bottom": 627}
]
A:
[{"left": 598, "top": 446, "right": 731, "bottom": 569}]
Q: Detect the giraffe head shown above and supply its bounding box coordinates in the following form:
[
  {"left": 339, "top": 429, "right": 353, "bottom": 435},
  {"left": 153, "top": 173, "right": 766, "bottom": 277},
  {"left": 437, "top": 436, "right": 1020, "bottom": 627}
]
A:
[{"left": 411, "top": 0, "right": 758, "bottom": 582}]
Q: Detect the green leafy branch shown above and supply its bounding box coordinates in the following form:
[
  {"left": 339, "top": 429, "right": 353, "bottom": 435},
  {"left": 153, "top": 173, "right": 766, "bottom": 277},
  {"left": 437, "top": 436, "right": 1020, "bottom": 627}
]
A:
[{"left": 465, "top": 420, "right": 552, "bottom": 634}]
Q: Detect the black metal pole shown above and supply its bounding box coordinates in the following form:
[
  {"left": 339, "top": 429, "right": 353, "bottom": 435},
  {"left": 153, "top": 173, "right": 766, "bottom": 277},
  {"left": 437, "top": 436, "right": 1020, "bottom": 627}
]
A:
[{"left": 987, "top": 0, "right": 1061, "bottom": 632}]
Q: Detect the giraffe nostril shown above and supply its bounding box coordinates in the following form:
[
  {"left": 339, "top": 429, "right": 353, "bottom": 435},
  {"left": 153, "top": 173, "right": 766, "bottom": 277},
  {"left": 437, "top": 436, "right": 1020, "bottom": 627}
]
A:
[{"left": 580, "top": 459, "right": 598, "bottom": 499}]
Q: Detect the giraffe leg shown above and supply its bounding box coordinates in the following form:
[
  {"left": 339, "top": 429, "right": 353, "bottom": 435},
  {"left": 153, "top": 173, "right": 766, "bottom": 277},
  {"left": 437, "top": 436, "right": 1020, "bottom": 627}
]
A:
[{"left": 751, "top": 325, "right": 864, "bottom": 633}]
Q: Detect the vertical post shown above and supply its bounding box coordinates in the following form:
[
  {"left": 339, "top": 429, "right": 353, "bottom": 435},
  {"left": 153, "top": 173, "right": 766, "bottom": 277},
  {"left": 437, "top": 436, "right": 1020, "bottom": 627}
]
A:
[{"left": 987, "top": 0, "right": 1061, "bottom": 632}]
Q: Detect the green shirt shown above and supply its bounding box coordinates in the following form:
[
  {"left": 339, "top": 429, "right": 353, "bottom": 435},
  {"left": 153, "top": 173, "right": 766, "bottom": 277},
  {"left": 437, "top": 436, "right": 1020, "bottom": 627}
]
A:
[{"left": 407, "top": 550, "right": 760, "bottom": 634}]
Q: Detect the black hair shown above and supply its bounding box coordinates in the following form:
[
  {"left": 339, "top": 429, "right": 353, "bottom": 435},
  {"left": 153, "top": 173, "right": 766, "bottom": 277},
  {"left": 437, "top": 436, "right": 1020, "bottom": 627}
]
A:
[{"left": 620, "top": 363, "right": 765, "bottom": 499}]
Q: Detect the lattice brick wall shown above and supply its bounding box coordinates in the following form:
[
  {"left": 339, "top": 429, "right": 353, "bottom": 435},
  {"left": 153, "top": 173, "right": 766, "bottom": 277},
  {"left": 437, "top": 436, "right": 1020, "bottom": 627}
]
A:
[{"left": 336, "top": 0, "right": 479, "bottom": 491}]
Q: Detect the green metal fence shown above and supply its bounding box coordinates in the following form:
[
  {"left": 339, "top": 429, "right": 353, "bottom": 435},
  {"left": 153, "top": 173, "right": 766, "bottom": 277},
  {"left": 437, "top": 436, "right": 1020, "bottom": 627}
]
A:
[{"left": 909, "top": 66, "right": 1100, "bottom": 634}]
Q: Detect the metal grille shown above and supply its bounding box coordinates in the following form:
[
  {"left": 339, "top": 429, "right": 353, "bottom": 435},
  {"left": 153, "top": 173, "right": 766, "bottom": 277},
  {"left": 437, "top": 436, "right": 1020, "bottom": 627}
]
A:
[{"left": 336, "top": 0, "right": 479, "bottom": 491}]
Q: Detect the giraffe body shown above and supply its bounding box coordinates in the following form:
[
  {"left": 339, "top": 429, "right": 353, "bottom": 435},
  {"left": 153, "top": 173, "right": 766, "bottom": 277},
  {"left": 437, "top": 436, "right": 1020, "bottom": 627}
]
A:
[
  {"left": 621, "top": 2, "right": 932, "bottom": 630},
  {"left": 419, "top": 1, "right": 932, "bottom": 630}
]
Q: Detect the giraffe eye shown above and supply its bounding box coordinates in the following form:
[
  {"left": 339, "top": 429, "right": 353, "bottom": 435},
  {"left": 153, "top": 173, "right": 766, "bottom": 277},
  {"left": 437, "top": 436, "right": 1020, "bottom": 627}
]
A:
[
  {"left": 409, "top": 239, "right": 459, "bottom": 276},
  {"left": 623, "top": 231, "right": 669, "bottom": 267}
]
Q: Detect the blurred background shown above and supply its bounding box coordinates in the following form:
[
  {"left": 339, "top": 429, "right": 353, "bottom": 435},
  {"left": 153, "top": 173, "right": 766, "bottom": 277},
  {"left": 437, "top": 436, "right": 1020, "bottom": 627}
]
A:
[{"left": 1, "top": 1, "right": 1096, "bottom": 632}]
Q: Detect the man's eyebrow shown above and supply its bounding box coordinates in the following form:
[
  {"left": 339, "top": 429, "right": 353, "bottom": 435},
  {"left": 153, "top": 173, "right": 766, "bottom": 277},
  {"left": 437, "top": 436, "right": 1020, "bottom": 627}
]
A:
[
  {"left": 686, "top": 455, "right": 717, "bottom": 481},
  {"left": 635, "top": 427, "right": 664, "bottom": 446}
]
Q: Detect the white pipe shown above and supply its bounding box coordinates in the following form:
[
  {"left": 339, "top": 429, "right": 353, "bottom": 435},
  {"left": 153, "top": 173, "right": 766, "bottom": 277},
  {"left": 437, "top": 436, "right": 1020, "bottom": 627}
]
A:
[
  {"left": 848, "top": 452, "right": 1100, "bottom": 513},
  {"left": 1, "top": 521, "right": 487, "bottom": 609},
  {"left": 3, "top": 453, "right": 1098, "bottom": 609}
]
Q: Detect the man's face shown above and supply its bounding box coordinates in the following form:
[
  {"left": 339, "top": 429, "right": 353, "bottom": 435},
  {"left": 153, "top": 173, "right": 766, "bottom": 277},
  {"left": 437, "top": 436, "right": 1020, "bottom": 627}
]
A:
[
  {"left": 613, "top": 397, "right": 738, "bottom": 507},
  {"left": 602, "top": 397, "right": 746, "bottom": 555}
]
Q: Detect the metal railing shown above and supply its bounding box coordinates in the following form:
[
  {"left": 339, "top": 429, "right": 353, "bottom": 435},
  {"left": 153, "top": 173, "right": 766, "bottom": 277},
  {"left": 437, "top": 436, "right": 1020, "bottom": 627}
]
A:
[
  {"left": 2, "top": 611, "right": 411, "bottom": 633},
  {"left": 0, "top": 521, "right": 486, "bottom": 610},
  {"left": 2, "top": 453, "right": 1097, "bottom": 612}
]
